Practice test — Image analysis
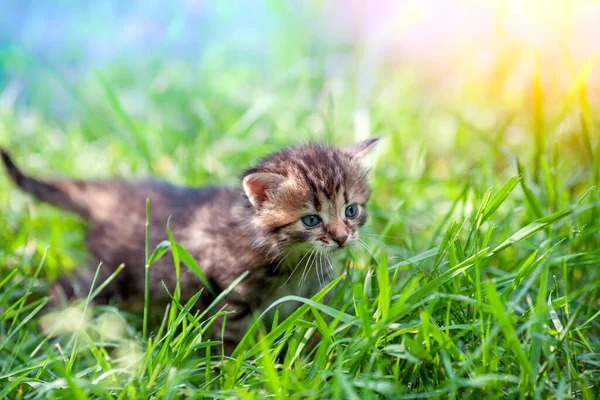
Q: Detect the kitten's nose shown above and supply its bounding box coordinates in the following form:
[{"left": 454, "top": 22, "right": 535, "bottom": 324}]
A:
[{"left": 333, "top": 233, "right": 348, "bottom": 247}]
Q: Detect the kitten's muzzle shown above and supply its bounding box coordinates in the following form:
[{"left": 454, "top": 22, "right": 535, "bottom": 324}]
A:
[{"left": 332, "top": 233, "right": 348, "bottom": 247}]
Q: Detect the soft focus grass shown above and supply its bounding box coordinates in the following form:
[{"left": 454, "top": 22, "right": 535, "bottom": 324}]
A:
[{"left": 1, "top": 37, "right": 600, "bottom": 400}]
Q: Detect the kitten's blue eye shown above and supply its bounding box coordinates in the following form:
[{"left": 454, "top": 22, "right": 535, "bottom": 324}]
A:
[
  {"left": 301, "top": 214, "right": 321, "bottom": 228},
  {"left": 345, "top": 204, "right": 359, "bottom": 218}
]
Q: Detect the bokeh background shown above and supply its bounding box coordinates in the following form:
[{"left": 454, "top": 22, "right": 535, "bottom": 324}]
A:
[{"left": 2, "top": 0, "right": 599, "bottom": 117}]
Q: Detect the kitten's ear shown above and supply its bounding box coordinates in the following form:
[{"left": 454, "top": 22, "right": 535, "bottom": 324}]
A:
[
  {"left": 242, "top": 172, "right": 286, "bottom": 207},
  {"left": 344, "top": 137, "right": 380, "bottom": 159}
]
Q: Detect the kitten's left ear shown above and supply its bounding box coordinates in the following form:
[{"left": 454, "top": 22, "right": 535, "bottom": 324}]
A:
[{"left": 344, "top": 137, "right": 380, "bottom": 159}]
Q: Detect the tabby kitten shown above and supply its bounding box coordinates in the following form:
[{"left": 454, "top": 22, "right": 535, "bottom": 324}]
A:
[{"left": 1, "top": 139, "right": 378, "bottom": 354}]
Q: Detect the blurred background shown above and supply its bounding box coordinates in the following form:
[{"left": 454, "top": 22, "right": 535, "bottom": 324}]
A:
[
  {"left": 1, "top": 0, "right": 599, "bottom": 271},
  {"left": 1, "top": 0, "right": 599, "bottom": 160},
  {"left": 2, "top": 0, "right": 599, "bottom": 115}
]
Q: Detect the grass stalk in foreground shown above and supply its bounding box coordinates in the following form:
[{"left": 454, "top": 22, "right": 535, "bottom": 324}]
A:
[{"left": 143, "top": 197, "right": 150, "bottom": 340}]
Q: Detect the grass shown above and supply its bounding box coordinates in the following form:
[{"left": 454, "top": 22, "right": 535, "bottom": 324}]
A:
[{"left": 1, "top": 18, "right": 600, "bottom": 400}]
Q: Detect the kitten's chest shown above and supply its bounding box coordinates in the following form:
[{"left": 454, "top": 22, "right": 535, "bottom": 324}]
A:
[{"left": 256, "top": 254, "right": 332, "bottom": 323}]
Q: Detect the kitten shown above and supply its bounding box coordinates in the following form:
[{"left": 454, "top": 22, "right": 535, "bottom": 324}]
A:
[{"left": 1, "top": 139, "right": 378, "bottom": 354}]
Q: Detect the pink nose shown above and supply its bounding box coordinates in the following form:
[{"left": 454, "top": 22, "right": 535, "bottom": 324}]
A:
[{"left": 333, "top": 233, "right": 348, "bottom": 247}]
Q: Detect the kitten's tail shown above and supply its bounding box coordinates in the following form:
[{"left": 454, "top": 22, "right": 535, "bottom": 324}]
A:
[{"left": 1, "top": 149, "right": 91, "bottom": 218}]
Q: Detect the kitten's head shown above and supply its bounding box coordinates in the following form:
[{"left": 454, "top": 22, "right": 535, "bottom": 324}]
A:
[{"left": 242, "top": 138, "right": 378, "bottom": 257}]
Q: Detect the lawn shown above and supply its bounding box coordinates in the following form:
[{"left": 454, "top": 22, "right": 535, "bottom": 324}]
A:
[{"left": 1, "top": 2, "right": 600, "bottom": 399}]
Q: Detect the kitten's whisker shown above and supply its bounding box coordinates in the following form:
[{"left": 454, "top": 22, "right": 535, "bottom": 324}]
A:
[
  {"left": 353, "top": 240, "right": 368, "bottom": 257},
  {"left": 359, "top": 239, "right": 377, "bottom": 258},
  {"left": 356, "top": 239, "right": 377, "bottom": 260},
  {"left": 297, "top": 247, "right": 316, "bottom": 288},
  {"left": 299, "top": 247, "right": 318, "bottom": 288},
  {"left": 318, "top": 250, "right": 329, "bottom": 287},
  {"left": 282, "top": 246, "right": 314, "bottom": 287},
  {"left": 319, "top": 252, "right": 325, "bottom": 288},
  {"left": 265, "top": 246, "right": 276, "bottom": 260},
  {"left": 304, "top": 247, "right": 321, "bottom": 285},
  {"left": 361, "top": 233, "right": 405, "bottom": 241},
  {"left": 315, "top": 250, "right": 323, "bottom": 288},
  {"left": 273, "top": 250, "right": 291, "bottom": 273},
  {"left": 359, "top": 235, "right": 382, "bottom": 246},
  {"left": 361, "top": 236, "right": 394, "bottom": 253},
  {"left": 324, "top": 254, "right": 334, "bottom": 280}
]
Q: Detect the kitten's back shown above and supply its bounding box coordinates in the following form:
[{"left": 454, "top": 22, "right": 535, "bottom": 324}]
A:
[
  {"left": 1, "top": 149, "right": 224, "bottom": 223},
  {"left": 1, "top": 149, "right": 242, "bottom": 305}
]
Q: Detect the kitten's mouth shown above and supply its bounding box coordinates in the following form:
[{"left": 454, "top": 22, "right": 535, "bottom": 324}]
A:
[{"left": 324, "top": 242, "right": 353, "bottom": 252}]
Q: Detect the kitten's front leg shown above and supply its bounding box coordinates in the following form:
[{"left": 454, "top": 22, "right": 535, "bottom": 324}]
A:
[{"left": 210, "top": 268, "right": 329, "bottom": 356}]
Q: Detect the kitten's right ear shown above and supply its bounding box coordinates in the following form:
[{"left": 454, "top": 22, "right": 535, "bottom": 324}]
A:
[
  {"left": 242, "top": 172, "right": 286, "bottom": 207},
  {"left": 344, "top": 137, "right": 380, "bottom": 159}
]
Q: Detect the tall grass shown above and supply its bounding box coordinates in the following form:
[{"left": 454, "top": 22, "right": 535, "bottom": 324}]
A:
[{"left": 1, "top": 27, "right": 599, "bottom": 400}]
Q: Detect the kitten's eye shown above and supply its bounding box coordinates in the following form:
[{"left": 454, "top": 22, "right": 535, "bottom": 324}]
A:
[
  {"left": 345, "top": 204, "right": 359, "bottom": 218},
  {"left": 301, "top": 214, "right": 321, "bottom": 228}
]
